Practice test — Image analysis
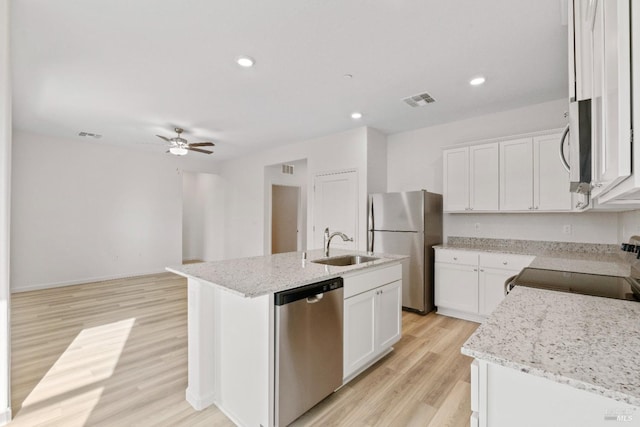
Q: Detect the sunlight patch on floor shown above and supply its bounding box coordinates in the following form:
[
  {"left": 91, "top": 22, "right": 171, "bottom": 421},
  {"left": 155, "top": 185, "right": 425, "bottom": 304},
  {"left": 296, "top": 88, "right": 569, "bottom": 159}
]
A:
[{"left": 14, "top": 318, "right": 136, "bottom": 425}]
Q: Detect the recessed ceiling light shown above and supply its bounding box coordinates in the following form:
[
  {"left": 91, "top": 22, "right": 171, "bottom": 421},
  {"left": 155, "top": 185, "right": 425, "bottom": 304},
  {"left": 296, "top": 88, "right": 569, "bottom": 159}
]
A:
[
  {"left": 236, "top": 56, "right": 255, "bottom": 68},
  {"left": 351, "top": 112, "right": 363, "bottom": 119},
  {"left": 469, "top": 76, "right": 486, "bottom": 86}
]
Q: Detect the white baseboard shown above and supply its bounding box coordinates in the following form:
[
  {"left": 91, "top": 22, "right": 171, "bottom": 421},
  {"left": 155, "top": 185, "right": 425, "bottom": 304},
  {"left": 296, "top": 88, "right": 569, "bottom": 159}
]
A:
[
  {"left": 436, "top": 307, "right": 485, "bottom": 324},
  {"left": 0, "top": 407, "right": 11, "bottom": 425},
  {"left": 11, "top": 268, "right": 170, "bottom": 293},
  {"left": 185, "top": 388, "right": 215, "bottom": 411}
]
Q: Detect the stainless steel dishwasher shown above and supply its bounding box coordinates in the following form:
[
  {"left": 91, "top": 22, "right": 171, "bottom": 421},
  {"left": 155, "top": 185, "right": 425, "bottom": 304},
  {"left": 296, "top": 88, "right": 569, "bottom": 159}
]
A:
[{"left": 274, "top": 277, "right": 344, "bottom": 427}]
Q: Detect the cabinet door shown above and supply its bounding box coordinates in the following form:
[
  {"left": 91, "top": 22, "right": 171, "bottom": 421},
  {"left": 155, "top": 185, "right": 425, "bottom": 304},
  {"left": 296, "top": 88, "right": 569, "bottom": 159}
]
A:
[
  {"left": 499, "top": 138, "right": 534, "bottom": 211},
  {"left": 591, "top": 0, "right": 632, "bottom": 193},
  {"left": 343, "top": 290, "right": 376, "bottom": 378},
  {"left": 375, "top": 280, "right": 402, "bottom": 351},
  {"left": 469, "top": 143, "right": 499, "bottom": 211},
  {"left": 478, "top": 268, "right": 518, "bottom": 316},
  {"left": 435, "top": 262, "right": 478, "bottom": 313},
  {"left": 443, "top": 147, "right": 469, "bottom": 212},
  {"left": 533, "top": 134, "right": 572, "bottom": 211}
]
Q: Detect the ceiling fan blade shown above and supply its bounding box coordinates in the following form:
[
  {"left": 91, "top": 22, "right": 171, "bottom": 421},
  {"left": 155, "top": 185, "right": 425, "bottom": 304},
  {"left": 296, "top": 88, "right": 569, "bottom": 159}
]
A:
[
  {"left": 156, "top": 135, "right": 171, "bottom": 142},
  {"left": 189, "top": 142, "right": 215, "bottom": 147},
  {"left": 188, "top": 147, "right": 213, "bottom": 154}
]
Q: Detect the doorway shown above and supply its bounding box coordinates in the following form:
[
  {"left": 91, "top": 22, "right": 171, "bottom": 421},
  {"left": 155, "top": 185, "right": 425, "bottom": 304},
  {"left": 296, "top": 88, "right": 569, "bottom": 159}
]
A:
[{"left": 271, "top": 185, "right": 300, "bottom": 254}]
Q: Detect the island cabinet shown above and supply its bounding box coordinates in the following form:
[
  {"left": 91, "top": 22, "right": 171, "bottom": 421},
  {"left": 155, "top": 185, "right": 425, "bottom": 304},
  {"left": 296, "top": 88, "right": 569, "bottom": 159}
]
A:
[
  {"left": 434, "top": 249, "right": 534, "bottom": 322},
  {"left": 342, "top": 264, "right": 402, "bottom": 382},
  {"left": 470, "top": 359, "right": 640, "bottom": 427}
]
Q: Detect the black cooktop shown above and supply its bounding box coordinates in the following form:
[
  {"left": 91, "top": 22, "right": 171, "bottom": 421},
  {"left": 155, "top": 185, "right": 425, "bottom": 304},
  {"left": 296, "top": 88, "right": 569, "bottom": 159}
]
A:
[{"left": 513, "top": 268, "right": 640, "bottom": 302}]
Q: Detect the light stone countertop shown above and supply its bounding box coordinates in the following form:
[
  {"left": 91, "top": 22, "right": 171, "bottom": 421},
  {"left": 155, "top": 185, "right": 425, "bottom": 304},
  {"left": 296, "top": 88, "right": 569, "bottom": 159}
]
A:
[
  {"left": 461, "top": 286, "right": 640, "bottom": 406},
  {"left": 434, "top": 238, "right": 630, "bottom": 276},
  {"left": 166, "top": 248, "right": 406, "bottom": 298}
]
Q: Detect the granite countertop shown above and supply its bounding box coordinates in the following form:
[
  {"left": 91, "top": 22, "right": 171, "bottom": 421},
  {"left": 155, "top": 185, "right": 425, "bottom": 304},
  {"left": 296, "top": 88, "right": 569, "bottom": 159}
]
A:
[
  {"left": 434, "top": 237, "right": 630, "bottom": 276},
  {"left": 166, "top": 248, "right": 406, "bottom": 298},
  {"left": 461, "top": 286, "right": 640, "bottom": 406}
]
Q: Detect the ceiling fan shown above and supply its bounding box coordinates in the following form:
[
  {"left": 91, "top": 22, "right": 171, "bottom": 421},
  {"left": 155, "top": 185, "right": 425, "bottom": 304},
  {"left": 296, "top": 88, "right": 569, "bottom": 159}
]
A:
[{"left": 156, "top": 128, "right": 215, "bottom": 156}]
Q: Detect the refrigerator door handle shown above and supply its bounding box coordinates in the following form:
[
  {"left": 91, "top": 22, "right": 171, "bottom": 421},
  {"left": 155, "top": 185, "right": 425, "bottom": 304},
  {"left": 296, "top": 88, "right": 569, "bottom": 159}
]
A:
[{"left": 368, "top": 197, "right": 375, "bottom": 252}]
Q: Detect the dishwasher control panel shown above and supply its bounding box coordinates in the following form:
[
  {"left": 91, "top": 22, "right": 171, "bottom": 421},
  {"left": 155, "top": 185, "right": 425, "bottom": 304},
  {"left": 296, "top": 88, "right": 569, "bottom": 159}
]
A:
[{"left": 274, "top": 277, "right": 344, "bottom": 305}]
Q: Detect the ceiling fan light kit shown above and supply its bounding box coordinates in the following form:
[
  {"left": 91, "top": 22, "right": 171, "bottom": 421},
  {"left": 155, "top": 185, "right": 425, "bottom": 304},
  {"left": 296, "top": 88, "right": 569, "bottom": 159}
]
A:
[{"left": 156, "top": 127, "right": 215, "bottom": 156}]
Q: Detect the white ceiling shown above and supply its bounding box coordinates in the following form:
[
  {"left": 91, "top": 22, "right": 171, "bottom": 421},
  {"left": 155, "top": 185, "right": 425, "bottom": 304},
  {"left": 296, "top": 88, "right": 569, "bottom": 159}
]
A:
[{"left": 11, "top": 0, "right": 568, "bottom": 161}]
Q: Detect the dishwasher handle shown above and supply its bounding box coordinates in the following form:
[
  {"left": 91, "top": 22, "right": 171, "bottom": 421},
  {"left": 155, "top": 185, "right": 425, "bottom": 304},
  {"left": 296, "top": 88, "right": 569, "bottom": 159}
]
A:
[
  {"left": 306, "top": 293, "right": 324, "bottom": 304},
  {"left": 274, "top": 277, "right": 343, "bottom": 306}
]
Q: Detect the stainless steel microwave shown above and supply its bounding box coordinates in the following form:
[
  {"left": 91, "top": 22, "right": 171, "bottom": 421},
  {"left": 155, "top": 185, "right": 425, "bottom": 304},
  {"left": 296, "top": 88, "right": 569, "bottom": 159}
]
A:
[{"left": 560, "top": 99, "right": 592, "bottom": 194}]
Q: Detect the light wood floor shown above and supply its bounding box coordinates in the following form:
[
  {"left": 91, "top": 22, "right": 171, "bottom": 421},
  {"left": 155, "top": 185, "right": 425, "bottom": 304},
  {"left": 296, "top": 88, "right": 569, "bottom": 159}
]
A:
[{"left": 10, "top": 272, "right": 478, "bottom": 426}]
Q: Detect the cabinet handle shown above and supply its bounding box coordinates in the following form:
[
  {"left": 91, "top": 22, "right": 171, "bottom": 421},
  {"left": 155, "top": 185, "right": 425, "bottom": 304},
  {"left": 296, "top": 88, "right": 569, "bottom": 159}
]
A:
[
  {"left": 528, "top": 206, "right": 534, "bottom": 210},
  {"left": 480, "top": 269, "right": 484, "bottom": 272},
  {"left": 534, "top": 206, "right": 539, "bottom": 210},
  {"left": 453, "top": 257, "right": 458, "bottom": 260},
  {"left": 503, "top": 261, "right": 508, "bottom": 265},
  {"left": 473, "top": 268, "right": 478, "bottom": 272}
]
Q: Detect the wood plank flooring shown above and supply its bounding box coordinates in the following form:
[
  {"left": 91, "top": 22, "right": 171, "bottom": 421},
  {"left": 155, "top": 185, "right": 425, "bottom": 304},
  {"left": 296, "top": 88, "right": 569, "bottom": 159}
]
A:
[{"left": 10, "top": 272, "right": 478, "bottom": 426}]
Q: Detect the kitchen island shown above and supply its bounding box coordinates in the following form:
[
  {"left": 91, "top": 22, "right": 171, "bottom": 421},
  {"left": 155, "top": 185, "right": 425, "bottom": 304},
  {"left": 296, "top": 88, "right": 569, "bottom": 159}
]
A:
[
  {"left": 167, "top": 249, "right": 405, "bottom": 427},
  {"left": 462, "top": 285, "right": 640, "bottom": 426}
]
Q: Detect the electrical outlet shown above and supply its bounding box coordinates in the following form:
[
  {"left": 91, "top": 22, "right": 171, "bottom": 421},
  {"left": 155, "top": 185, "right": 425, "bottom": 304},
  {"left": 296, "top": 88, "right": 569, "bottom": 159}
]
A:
[{"left": 563, "top": 224, "right": 572, "bottom": 234}]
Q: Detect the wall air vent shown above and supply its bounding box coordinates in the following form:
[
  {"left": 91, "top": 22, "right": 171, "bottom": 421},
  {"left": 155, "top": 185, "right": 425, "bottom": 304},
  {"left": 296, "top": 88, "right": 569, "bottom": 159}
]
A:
[
  {"left": 282, "top": 164, "right": 294, "bottom": 175},
  {"left": 78, "top": 131, "right": 102, "bottom": 139},
  {"left": 402, "top": 92, "right": 436, "bottom": 107}
]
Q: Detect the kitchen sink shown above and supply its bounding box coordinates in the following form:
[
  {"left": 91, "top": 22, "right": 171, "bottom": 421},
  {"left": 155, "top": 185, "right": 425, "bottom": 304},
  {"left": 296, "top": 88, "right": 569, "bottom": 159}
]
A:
[{"left": 311, "top": 254, "right": 379, "bottom": 266}]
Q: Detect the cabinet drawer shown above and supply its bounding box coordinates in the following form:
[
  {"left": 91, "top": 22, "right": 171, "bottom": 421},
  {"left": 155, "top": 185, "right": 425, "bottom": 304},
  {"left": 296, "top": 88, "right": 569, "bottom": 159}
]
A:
[
  {"left": 343, "top": 264, "right": 402, "bottom": 299},
  {"left": 435, "top": 249, "right": 478, "bottom": 266},
  {"left": 479, "top": 253, "right": 534, "bottom": 270}
]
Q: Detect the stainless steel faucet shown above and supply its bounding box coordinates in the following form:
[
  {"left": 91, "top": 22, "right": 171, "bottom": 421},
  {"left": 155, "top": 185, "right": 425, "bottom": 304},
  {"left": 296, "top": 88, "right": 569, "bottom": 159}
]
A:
[{"left": 323, "top": 227, "right": 353, "bottom": 257}]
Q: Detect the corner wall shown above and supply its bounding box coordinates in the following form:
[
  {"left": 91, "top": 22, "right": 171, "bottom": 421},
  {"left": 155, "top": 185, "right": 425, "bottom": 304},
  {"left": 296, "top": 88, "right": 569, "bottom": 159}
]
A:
[
  {"left": 10, "top": 131, "right": 219, "bottom": 292},
  {"left": 387, "top": 98, "right": 620, "bottom": 244},
  {"left": 0, "top": 0, "right": 12, "bottom": 422}
]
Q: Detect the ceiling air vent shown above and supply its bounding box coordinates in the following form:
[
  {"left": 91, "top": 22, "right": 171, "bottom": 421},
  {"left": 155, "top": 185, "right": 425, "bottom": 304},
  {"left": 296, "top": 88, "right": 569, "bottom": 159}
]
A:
[
  {"left": 402, "top": 92, "right": 436, "bottom": 107},
  {"left": 78, "top": 131, "right": 102, "bottom": 139},
  {"left": 282, "top": 164, "right": 294, "bottom": 175}
]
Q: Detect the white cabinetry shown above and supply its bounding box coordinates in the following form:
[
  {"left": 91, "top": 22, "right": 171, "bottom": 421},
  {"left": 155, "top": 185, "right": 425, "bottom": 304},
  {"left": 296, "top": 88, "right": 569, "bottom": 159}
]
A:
[
  {"left": 434, "top": 249, "right": 534, "bottom": 322},
  {"left": 443, "top": 130, "right": 572, "bottom": 213},
  {"left": 499, "top": 138, "right": 534, "bottom": 211},
  {"left": 470, "top": 359, "right": 640, "bottom": 427},
  {"left": 343, "top": 264, "right": 402, "bottom": 381},
  {"left": 443, "top": 144, "right": 499, "bottom": 212},
  {"left": 499, "top": 134, "right": 571, "bottom": 212},
  {"left": 533, "top": 134, "right": 572, "bottom": 211}
]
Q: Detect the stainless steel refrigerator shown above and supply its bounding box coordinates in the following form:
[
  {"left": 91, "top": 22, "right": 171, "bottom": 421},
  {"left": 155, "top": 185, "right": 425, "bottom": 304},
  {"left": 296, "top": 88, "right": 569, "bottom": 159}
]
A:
[{"left": 367, "top": 190, "right": 442, "bottom": 314}]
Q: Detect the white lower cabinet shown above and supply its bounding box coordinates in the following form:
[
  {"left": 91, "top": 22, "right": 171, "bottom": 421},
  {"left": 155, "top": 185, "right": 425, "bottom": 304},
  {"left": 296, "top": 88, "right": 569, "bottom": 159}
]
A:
[
  {"left": 435, "top": 249, "right": 533, "bottom": 322},
  {"left": 343, "top": 264, "right": 402, "bottom": 381},
  {"left": 470, "top": 359, "right": 640, "bottom": 427}
]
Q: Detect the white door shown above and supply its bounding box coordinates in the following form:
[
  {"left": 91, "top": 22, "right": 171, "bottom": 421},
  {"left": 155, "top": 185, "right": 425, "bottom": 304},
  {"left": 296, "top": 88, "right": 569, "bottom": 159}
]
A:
[
  {"left": 533, "top": 134, "right": 572, "bottom": 211},
  {"left": 469, "top": 143, "right": 499, "bottom": 211},
  {"left": 499, "top": 138, "right": 534, "bottom": 211},
  {"left": 443, "top": 147, "right": 469, "bottom": 212},
  {"left": 375, "top": 280, "right": 402, "bottom": 351},
  {"left": 343, "top": 290, "right": 376, "bottom": 379},
  {"left": 434, "top": 263, "right": 478, "bottom": 314},
  {"left": 313, "top": 171, "right": 358, "bottom": 250}
]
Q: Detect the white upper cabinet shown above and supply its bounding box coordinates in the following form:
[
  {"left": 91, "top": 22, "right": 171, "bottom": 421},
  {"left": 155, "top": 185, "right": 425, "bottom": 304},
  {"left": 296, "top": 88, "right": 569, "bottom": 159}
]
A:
[
  {"left": 534, "top": 133, "right": 573, "bottom": 211},
  {"left": 469, "top": 143, "right": 499, "bottom": 211},
  {"left": 443, "top": 143, "right": 498, "bottom": 212},
  {"left": 499, "top": 138, "right": 534, "bottom": 211},
  {"left": 443, "top": 147, "right": 470, "bottom": 212},
  {"left": 589, "top": 0, "right": 632, "bottom": 196}
]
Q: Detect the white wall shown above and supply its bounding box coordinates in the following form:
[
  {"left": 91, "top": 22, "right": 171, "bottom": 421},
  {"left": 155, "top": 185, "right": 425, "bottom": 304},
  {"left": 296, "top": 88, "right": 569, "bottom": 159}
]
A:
[
  {"left": 366, "top": 127, "right": 387, "bottom": 194},
  {"left": 387, "top": 98, "right": 620, "bottom": 244},
  {"left": 10, "top": 131, "right": 219, "bottom": 292},
  {"left": 618, "top": 210, "right": 640, "bottom": 243},
  {"left": 264, "top": 159, "right": 308, "bottom": 253},
  {"left": 220, "top": 127, "right": 369, "bottom": 259},
  {"left": 0, "top": 0, "right": 12, "bottom": 422},
  {"left": 182, "top": 172, "right": 225, "bottom": 262}
]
